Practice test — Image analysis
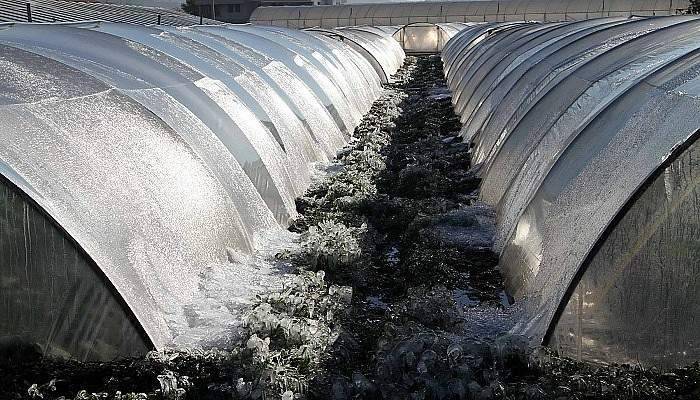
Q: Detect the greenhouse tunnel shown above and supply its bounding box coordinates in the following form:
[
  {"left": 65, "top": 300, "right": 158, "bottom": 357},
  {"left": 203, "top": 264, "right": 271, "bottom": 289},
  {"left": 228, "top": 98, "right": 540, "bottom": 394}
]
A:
[
  {"left": 4, "top": 10, "right": 700, "bottom": 372},
  {"left": 442, "top": 15, "right": 700, "bottom": 368},
  {"left": 303, "top": 26, "right": 405, "bottom": 83},
  {"left": 0, "top": 21, "right": 404, "bottom": 361}
]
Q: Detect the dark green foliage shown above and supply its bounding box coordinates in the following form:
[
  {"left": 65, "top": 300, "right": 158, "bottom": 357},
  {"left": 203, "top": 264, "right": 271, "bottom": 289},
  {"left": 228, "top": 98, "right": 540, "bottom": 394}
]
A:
[{"left": 689, "top": 0, "right": 700, "bottom": 13}]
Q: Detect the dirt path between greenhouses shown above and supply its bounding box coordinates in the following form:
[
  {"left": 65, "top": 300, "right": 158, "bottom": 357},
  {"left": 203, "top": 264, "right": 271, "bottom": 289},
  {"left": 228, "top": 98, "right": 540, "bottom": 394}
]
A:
[
  {"left": 289, "top": 56, "right": 700, "bottom": 400},
  {"left": 4, "top": 56, "right": 700, "bottom": 400}
]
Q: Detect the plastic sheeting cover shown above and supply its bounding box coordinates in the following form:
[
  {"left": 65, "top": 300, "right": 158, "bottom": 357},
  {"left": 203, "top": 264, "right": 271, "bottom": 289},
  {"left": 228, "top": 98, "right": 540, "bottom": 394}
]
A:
[
  {"left": 0, "top": 22, "right": 396, "bottom": 359},
  {"left": 442, "top": 15, "right": 700, "bottom": 367}
]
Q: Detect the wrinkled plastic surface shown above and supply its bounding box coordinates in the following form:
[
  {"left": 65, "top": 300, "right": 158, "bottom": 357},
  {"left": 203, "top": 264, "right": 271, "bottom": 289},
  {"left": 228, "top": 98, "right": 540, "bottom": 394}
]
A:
[
  {"left": 306, "top": 26, "right": 405, "bottom": 82},
  {"left": 0, "top": 22, "right": 396, "bottom": 359},
  {"left": 442, "top": 15, "right": 700, "bottom": 367},
  {"left": 552, "top": 136, "right": 700, "bottom": 368}
]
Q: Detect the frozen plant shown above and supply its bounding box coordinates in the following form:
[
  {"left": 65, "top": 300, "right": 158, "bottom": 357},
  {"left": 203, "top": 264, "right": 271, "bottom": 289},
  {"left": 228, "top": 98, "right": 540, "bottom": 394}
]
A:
[
  {"left": 301, "top": 221, "right": 364, "bottom": 269},
  {"left": 324, "top": 170, "right": 377, "bottom": 205},
  {"left": 243, "top": 270, "right": 351, "bottom": 398},
  {"left": 67, "top": 391, "right": 151, "bottom": 400},
  {"left": 111, "top": 394, "right": 149, "bottom": 400},
  {"left": 28, "top": 383, "right": 43, "bottom": 399},
  {"left": 157, "top": 370, "right": 189, "bottom": 400},
  {"left": 340, "top": 148, "right": 386, "bottom": 175},
  {"left": 28, "top": 379, "right": 57, "bottom": 399}
]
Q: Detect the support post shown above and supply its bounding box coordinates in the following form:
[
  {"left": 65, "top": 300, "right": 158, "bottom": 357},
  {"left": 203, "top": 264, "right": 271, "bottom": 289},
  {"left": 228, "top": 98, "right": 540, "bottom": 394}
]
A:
[
  {"left": 26, "top": 3, "right": 32, "bottom": 22},
  {"left": 157, "top": 14, "right": 161, "bottom": 25}
]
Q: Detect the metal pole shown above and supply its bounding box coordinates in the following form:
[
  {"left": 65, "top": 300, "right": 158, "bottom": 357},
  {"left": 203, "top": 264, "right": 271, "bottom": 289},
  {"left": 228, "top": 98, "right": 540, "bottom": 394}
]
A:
[
  {"left": 26, "top": 3, "right": 32, "bottom": 22},
  {"left": 199, "top": 5, "right": 203, "bottom": 24},
  {"left": 157, "top": 14, "right": 161, "bottom": 25},
  {"left": 211, "top": 0, "right": 215, "bottom": 20},
  {"left": 436, "top": 25, "right": 439, "bottom": 53}
]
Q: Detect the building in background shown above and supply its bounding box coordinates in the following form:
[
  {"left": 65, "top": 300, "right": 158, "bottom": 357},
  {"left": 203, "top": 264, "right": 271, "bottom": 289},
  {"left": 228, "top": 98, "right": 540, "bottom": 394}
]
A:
[
  {"left": 47, "top": 0, "right": 342, "bottom": 23},
  {"left": 192, "top": 0, "right": 344, "bottom": 23},
  {"left": 79, "top": 0, "right": 185, "bottom": 9},
  {"left": 0, "top": 0, "right": 219, "bottom": 25},
  {"left": 251, "top": 0, "right": 690, "bottom": 28}
]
